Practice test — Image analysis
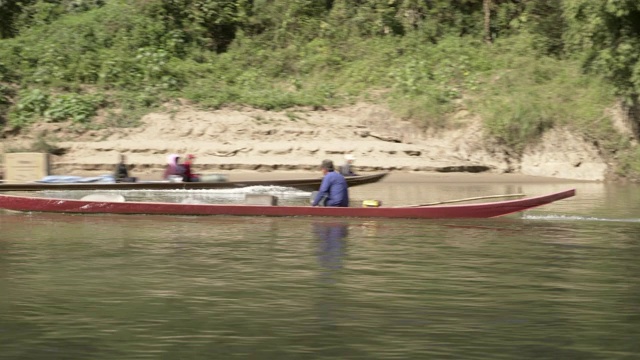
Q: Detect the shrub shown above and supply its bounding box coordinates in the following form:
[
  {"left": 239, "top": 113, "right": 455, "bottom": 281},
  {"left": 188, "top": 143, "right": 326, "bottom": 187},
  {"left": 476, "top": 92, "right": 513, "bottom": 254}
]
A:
[
  {"left": 44, "top": 93, "right": 104, "bottom": 123},
  {"left": 8, "top": 89, "right": 49, "bottom": 127}
]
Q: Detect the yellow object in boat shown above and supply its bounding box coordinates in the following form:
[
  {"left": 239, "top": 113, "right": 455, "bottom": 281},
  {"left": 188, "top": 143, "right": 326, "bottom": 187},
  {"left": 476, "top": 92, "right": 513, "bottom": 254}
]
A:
[{"left": 362, "top": 200, "right": 381, "bottom": 208}]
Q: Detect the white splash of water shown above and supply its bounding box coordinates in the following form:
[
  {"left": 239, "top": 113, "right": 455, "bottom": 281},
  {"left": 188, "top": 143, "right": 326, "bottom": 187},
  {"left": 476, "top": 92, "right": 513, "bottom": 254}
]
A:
[{"left": 523, "top": 214, "right": 640, "bottom": 223}]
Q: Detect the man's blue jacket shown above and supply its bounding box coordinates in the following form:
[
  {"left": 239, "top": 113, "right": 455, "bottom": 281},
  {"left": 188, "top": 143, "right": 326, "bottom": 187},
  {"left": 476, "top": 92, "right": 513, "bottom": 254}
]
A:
[{"left": 312, "top": 171, "right": 349, "bottom": 207}]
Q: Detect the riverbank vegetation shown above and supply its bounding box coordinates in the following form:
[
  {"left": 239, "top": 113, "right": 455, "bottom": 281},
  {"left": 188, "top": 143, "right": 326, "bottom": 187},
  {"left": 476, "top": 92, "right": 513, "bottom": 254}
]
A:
[{"left": 1, "top": 0, "right": 639, "bottom": 178}]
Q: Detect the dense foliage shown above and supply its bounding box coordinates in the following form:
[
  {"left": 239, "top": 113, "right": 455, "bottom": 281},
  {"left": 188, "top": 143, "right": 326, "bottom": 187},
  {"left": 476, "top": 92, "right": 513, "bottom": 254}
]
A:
[
  {"left": 564, "top": 0, "right": 640, "bottom": 103},
  {"left": 0, "top": 0, "right": 639, "bottom": 177}
]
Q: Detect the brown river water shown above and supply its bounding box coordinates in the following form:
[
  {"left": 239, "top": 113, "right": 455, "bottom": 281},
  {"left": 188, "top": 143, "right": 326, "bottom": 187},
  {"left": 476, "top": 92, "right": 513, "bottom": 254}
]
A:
[{"left": 1, "top": 174, "right": 639, "bottom": 359}]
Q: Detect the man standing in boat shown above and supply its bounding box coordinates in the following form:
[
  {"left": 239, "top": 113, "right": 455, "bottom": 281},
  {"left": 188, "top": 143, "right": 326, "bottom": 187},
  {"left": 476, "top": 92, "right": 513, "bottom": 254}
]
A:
[{"left": 312, "top": 160, "right": 349, "bottom": 207}]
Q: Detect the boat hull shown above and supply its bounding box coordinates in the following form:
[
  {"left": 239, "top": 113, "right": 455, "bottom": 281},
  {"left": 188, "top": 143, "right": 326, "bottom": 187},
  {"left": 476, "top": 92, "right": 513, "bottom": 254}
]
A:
[
  {"left": 0, "top": 173, "right": 388, "bottom": 192},
  {"left": 0, "top": 189, "right": 575, "bottom": 219}
]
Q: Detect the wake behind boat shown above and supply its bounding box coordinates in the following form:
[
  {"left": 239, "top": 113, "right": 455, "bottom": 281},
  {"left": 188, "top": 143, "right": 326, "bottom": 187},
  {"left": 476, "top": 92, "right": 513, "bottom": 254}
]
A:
[
  {"left": 0, "top": 173, "right": 388, "bottom": 192},
  {"left": 0, "top": 189, "right": 576, "bottom": 219}
]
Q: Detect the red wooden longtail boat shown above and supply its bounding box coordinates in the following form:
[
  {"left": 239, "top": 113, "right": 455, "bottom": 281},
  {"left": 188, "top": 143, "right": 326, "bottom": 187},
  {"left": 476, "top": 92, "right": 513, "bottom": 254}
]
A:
[{"left": 0, "top": 189, "right": 575, "bottom": 219}]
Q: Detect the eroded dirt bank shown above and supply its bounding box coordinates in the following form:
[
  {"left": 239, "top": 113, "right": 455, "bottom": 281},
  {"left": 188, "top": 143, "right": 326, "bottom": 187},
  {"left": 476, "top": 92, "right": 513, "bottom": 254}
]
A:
[{"left": 2, "top": 103, "right": 615, "bottom": 181}]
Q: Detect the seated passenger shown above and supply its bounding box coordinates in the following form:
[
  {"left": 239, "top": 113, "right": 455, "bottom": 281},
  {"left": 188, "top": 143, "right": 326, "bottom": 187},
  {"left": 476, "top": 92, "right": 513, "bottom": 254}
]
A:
[
  {"left": 312, "top": 159, "right": 349, "bottom": 207},
  {"left": 339, "top": 154, "right": 357, "bottom": 177},
  {"left": 182, "top": 154, "right": 200, "bottom": 182},
  {"left": 113, "top": 154, "right": 137, "bottom": 183},
  {"left": 163, "top": 154, "right": 185, "bottom": 180}
]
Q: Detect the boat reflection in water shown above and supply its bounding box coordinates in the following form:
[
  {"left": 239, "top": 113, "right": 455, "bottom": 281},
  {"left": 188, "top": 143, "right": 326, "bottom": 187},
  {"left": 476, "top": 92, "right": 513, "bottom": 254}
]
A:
[{"left": 312, "top": 222, "right": 349, "bottom": 331}]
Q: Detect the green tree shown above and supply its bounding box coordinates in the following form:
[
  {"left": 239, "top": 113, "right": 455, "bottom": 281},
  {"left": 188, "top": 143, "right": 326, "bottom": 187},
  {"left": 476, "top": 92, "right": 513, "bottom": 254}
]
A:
[
  {"left": 247, "top": 0, "right": 330, "bottom": 46},
  {"left": 526, "top": 0, "right": 566, "bottom": 56},
  {"left": 564, "top": 0, "right": 640, "bottom": 102},
  {"left": 0, "top": 0, "right": 36, "bottom": 38},
  {"left": 564, "top": 0, "right": 640, "bottom": 133},
  {"left": 139, "top": 0, "right": 249, "bottom": 53},
  {"left": 484, "top": 0, "right": 491, "bottom": 43}
]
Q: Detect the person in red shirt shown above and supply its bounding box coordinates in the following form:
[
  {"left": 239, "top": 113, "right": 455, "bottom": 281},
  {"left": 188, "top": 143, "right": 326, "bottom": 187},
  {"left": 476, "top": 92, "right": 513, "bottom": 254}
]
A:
[{"left": 182, "top": 154, "right": 200, "bottom": 182}]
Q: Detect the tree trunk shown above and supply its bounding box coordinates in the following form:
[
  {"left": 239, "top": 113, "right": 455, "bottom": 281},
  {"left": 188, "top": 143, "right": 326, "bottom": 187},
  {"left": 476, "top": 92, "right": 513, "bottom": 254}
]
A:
[
  {"left": 630, "top": 97, "right": 640, "bottom": 140},
  {"left": 484, "top": 0, "right": 492, "bottom": 44}
]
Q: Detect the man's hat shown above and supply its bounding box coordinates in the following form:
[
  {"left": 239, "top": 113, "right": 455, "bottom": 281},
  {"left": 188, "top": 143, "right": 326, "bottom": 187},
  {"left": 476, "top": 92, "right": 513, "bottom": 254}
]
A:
[{"left": 345, "top": 154, "right": 355, "bottom": 161}]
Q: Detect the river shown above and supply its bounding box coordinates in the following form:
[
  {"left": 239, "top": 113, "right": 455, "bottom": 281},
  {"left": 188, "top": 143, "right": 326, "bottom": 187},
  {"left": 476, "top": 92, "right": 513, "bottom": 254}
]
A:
[{"left": 1, "top": 175, "right": 639, "bottom": 359}]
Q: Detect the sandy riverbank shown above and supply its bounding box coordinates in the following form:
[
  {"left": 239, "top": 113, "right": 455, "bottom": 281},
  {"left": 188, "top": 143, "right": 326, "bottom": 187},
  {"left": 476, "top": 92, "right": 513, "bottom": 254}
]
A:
[{"left": 4, "top": 103, "right": 614, "bottom": 182}]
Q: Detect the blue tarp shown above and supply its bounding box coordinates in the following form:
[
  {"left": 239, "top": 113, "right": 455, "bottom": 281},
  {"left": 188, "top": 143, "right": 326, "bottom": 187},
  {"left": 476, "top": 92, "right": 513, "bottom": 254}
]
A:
[{"left": 36, "top": 175, "right": 116, "bottom": 183}]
